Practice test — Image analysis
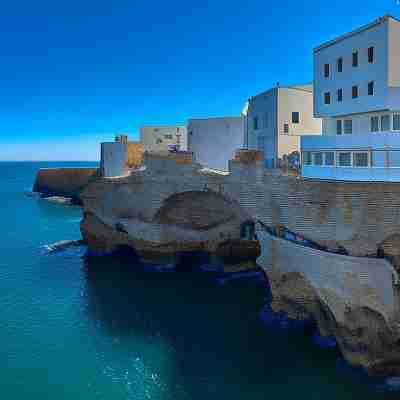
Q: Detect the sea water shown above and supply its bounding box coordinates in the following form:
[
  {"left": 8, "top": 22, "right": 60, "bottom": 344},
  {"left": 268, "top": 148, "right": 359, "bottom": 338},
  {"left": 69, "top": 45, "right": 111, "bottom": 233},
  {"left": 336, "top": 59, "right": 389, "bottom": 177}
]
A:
[{"left": 0, "top": 161, "right": 397, "bottom": 399}]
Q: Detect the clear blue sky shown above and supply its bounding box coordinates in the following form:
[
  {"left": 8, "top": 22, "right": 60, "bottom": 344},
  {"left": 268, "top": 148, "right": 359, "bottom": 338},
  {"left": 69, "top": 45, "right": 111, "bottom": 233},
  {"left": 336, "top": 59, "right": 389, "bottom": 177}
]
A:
[{"left": 1, "top": 0, "right": 399, "bottom": 160}]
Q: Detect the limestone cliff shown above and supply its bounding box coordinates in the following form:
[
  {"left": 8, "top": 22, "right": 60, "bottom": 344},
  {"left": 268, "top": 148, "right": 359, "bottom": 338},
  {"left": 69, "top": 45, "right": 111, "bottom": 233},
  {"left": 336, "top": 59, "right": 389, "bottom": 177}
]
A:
[{"left": 257, "top": 229, "right": 400, "bottom": 377}]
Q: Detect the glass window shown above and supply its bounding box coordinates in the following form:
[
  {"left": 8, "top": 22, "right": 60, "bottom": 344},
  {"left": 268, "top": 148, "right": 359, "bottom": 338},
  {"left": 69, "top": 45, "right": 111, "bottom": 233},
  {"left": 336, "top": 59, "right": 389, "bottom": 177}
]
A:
[
  {"left": 353, "top": 152, "right": 369, "bottom": 167},
  {"left": 324, "top": 64, "right": 330, "bottom": 78},
  {"left": 381, "top": 115, "right": 390, "bottom": 131},
  {"left": 302, "top": 152, "right": 312, "bottom": 166},
  {"left": 389, "top": 151, "right": 400, "bottom": 167},
  {"left": 368, "top": 81, "right": 374, "bottom": 96},
  {"left": 253, "top": 116, "right": 258, "bottom": 130},
  {"left": 284, "top": 123, "right": 289, "bottom": 134},
  {"left": 370, "top": 116, "right": 379, "bottom": 132},
  {"left": 344, "top": 119, "right": 352, "bottom": 134},
  {"left": 324, "top": 92, "right": 331, "bottom": 104},
  {"left": 337, "top": 120, "right": 342, "bottom": 135},
  {"left": 337, "top": 57, "right": 343, "bottom": 72},
  {"left": 338, "top": 152, "right": 351, "bottom": 166},
  {"left": 372, "top": 151, "right": 386, "bottom": 167},
  {"left": 337, "top": 88, "right": 343, "bottom": 102},
  {"left": 164, "top": 134, "right": 173, "bottom": 139},
  {"left": 352, "top": 51, "right": 358, "bottom": 67},
  {"left": 292, "top": 112, "right": 300, "bottom": 124},
  {"left": 352, "top": 85, "right": 358, "bottom": 99},
  {"left": 313, "top": 152, "right": 323, "bottom": 166},
  {"left": 393, "top": 114, "right": 400, "bottom": 131},
  {"left": 324, "top": 152, "right": 334, "bottom": 166},
  {"left": 368, "top": 46, "right": 374, "bottom": 63}
]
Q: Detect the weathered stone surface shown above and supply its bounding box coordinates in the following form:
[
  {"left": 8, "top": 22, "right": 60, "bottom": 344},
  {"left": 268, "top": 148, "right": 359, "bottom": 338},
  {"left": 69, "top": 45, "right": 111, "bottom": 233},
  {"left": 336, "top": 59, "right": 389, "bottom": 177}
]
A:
[
  {"left": 33, "top": 168, "right": 98, "bottom": 204},
  {"left": 257, "top": 229, "right": 400, "bottom": 377}
]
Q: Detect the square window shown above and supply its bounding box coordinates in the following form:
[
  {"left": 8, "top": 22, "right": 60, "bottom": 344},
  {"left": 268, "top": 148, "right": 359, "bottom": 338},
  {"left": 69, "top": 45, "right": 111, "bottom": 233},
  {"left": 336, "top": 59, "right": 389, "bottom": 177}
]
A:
[
  {"left": 324, "top": 64, "right": 330, "bottom": 78},
  {"left": 352, "top": 51, "right": 358, "bottom": 67},
  {"left": 338, "top": 152, "right": 351, "bottom": 166},
  {"left": 381, "top": 115, "right": 390, "bottom": 131},
  {"left": 352, "top": 85, "right": 358, "bottom": 99},
  {"left": 336, "top": 120, "right": 342, "bottom": 135},
  {"left": 344, "top": 119, "right": 352, "bottom": 134},
  {"left": 324, "top": 152, "right": 334, "bottom": 166},
  {"left": 302, "top": 152, "right": 312, "bottom": 166},
  {"left": 353, "top": 152, "right": 368, "bottom": 167},
  {"left": 337, "top": 88, "right": 343, "bottom": 102},
  {"left": 324, "top": 92, "right": 331, "bottom": 104},
  {"left": 368, "top": 46, "right": 374, "bottom": 63},
  {"left": 313, "top": 152, "right": 323, "bottom": 166},
  {"left": 337, "top": 58, "right": 343, "bottom": 72},
  {"left": 292, "top": 112, "right": 300, "bottom": 124},
  {"left": 370, "top": 116, "right": 379, "bottom": 132},
  {"left": 368, "top": 81, "right": 374, "bottom": 96}
]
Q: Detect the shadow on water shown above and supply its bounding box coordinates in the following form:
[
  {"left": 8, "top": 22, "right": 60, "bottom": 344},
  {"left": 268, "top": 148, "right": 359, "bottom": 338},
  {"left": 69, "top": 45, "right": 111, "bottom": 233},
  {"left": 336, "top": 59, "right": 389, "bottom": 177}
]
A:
[{"left": 79, "top": 253, "right": 400, "bottom": 399}]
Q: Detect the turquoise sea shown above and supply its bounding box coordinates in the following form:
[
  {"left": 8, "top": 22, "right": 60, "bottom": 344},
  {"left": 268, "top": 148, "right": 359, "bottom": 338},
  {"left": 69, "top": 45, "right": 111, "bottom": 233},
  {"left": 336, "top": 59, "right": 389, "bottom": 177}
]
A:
[{"left": 1, "top": 161, "right": 398, "bottom": 399}]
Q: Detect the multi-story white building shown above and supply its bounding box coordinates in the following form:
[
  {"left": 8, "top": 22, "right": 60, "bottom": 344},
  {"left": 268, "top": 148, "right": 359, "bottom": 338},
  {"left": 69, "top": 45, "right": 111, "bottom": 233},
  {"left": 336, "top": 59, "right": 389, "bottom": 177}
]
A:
[
  {"left": 187, "top": 117, "right": 244, "bottom": 170},
  {"left": 246, "top": 84, "right": 322, "bottom": 168},
  {"left": 140, "top": 125, "right": 187, "bottom": 153},
  {"left": 302, "top": 15, "right": 400, "bottom": 181}
]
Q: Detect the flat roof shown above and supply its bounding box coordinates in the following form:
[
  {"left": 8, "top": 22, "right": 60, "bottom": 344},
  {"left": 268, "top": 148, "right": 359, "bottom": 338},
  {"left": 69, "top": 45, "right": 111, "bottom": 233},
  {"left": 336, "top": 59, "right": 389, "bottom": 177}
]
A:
[
  {"left": 314, "top": 14, "right": 400, "bottom": 53},
  {"left": 250, "top": 83, "right": 313, "bottom": 100}
]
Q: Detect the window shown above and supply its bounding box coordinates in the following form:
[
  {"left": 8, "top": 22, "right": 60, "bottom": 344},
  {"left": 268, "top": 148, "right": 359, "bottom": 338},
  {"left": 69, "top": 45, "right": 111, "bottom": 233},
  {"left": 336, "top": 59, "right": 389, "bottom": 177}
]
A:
[
  {"left": 352, "top": 51, "right": 358, "bottom": 67},
  {"left": 338, "top": 152, "right": 352, "bottom": 166},
  {"left": 156, "top": 138, "right": 163, "bottom": 144},
  {"left": 352, "top": 85, "right": 358, "bottom": 99},
  {"left": 344, "top": 119, "right": 352, "bottom": 134},
  {"left": 324, "top": 92, "right": 331, "bottom": 104},
  {"left": 368, "top": 46, "right": 374, "bottom": 63},
  {"left": 324, "top": 63, "right": 330, "bottom": 78},
  {"left": 353, "top": 152, "right": 369, "bottom": 167},
  {"left": 372, "top": 151, "right": 386, "bottom": 167},
  {"left": 324, "top": 152, "right": 335, "bottom": 166},
  {"left": 292, "top": 112, "right": 300, "bottom": 124},
  {"left": 337, "top": 57, "right": 343, "bottom": 72},
  {"left": 389, "top": 151, "right": 400, "bottom": 167},
  {"left": 381, "top": 115, "right": 390, "bottom": 131},
  {"left": 394, "top": 114, "right": 400, "bottom": 131},
  {"left": 313, "top": 152, "right": 323, "bottom": 166},
  {"left": 164, "top": 134, "right": 173, "bottom": 139},
  {"left": 337, "top": 88, "right": 343, "bottom": 102},
  {"left": 253, "top": 116, "right": 258, "bottom": 130},
  {"left": 370, "top": 116, "right": 379, "bottom": 132},
  {"left": 302, "top": 152, "right": 312, "bottom": 166},
  {"left": 368, "top": 81, "right": 374, "bottom": 96},
  {"left": 336, "top": 120, "right": 342, "bottom": 135},
  {"left": 284, "top": 123, "right": 289, "bottom": 133}
]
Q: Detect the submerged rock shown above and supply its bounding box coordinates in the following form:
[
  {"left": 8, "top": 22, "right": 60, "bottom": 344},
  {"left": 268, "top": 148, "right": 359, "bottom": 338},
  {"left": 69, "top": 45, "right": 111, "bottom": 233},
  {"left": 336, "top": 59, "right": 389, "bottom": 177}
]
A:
[
  {"left": 44, "top": 239, "right": 85, "bottom": 253},
  {"left": 42, "top": 196, "right": 74, "bottom": 205}
]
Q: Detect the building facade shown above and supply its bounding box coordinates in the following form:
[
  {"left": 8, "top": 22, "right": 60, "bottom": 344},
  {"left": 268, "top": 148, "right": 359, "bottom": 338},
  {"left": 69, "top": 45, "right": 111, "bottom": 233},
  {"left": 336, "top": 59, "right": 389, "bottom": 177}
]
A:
[
  {"left": 187, "top": 117, "right": 244, "bottom": 170},
  {"left": 100, "top": 135, "right": 144, "bottom": 178},
  {"left": 246, "top": 84, "right": 322, "bottom": 168},
  {"left": 140, "top": 125, "right": 187, "bottom": 153},
  {"left": 302, "top": 15, "right": 400, "bottom": 181}
]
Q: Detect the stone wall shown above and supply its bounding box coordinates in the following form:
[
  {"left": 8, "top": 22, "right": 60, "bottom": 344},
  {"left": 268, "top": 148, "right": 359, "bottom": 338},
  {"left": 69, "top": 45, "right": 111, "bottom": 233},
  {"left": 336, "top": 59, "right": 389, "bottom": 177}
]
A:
[
  {"left": 127, "top": 142, "right": 145, "bottom": 168},
  {"left": 33, "top": 167, "right": 98, "bottom": 204}
]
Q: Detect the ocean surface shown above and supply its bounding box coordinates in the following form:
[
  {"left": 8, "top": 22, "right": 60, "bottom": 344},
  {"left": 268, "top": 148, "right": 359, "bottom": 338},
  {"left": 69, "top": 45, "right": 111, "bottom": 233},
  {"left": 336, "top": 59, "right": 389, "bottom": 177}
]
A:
[{"left": 1, "top": 161, "right": 398, "bottom": 399}]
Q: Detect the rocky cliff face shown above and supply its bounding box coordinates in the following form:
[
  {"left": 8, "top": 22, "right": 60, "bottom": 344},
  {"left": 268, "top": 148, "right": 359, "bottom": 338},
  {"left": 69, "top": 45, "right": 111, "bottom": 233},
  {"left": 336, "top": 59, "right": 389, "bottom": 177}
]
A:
[
  {"left": 257, "top": 229, "right": 400, "bottom": 378},
  {"left": 33, "top": 168, "right": 98, "bottom": 204}
]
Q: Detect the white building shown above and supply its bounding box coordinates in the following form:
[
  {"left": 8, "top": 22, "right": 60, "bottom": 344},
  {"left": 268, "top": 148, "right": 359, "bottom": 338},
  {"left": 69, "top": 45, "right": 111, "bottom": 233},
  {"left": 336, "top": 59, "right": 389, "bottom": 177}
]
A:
[
  {"left": 187, "top": 117, "right": 244, "bottom": 170},
  {"left": 302, "top": 15, "right": 400, "bottom": 181},
  {"left": 140, "top": 125, "right": 187, "bottom": 153},
  {"left": 246, "top": 84, "right": 322, "bottom": 168}
]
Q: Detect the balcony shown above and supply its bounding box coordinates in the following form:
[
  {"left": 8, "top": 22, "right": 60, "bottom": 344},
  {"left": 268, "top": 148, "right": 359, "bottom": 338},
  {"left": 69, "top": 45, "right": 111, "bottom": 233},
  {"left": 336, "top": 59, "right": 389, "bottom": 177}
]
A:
[{"left": 300, "top": 133, "right": 400, "bottom": 182}]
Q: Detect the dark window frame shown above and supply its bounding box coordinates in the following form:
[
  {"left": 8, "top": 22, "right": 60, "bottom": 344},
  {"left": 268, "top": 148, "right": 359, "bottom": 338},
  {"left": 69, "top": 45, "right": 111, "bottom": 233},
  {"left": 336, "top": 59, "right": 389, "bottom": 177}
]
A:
[
  {"left": 337, "top": 57, "right": 343, "bottom": 72},
  {"left": 324, "top": 92, "right": 331, "bottom": 104},
  {"left": 324, "top": 63, "right": 330, "bottom": 78},
  {"left": 292, "top": 111, "right": 300, "bottom": 124},
  {"left": 352, "top": 51, "right": 358, "bottom": 67},
  {"left": 337, "top": 88, "right": 343, "bottom": 102},
  {"left": 368, "top": 81, "right": 374, "bottom": 96},
  {"left": 368, "top": 46, "right": 374, "bottom": 64},
  {"left": 352, "top": 85, "right": 358, "bottom": 99}
]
